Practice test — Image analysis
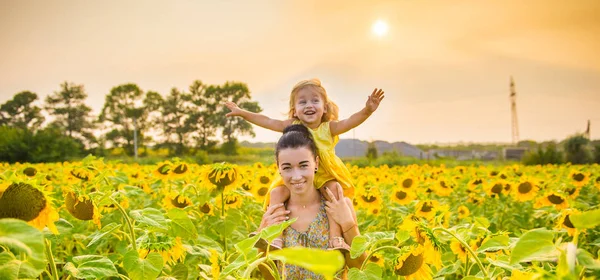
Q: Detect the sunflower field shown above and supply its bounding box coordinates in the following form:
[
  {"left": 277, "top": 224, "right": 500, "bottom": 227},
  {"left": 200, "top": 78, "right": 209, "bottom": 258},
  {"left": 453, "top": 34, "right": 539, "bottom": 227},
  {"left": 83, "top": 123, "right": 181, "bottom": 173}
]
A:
[{"left": 1, "top": 156, "right": 599, "bottom": 280}]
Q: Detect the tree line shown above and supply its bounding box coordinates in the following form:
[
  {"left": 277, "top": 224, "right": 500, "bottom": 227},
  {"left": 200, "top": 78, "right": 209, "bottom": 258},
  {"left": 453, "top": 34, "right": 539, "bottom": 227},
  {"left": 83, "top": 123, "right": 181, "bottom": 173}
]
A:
[{"left": 0, "top": 80, "right": 261, "bottom": 163}]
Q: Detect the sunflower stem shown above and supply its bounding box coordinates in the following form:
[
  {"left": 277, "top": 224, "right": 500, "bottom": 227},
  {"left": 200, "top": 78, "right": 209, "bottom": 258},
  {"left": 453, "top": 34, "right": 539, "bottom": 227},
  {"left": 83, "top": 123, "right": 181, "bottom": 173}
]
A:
[
  {"left": 464, "top": 255, "right": 469, "bottom": 276},
  {"left": 433, "top": 227, "right": 489, "bottom": 279},
  {"left": 110, "top": 197, "right": 137, "bottom": 251},
  {"left": 44, "top": 239, "right": 59, "bottom": 280},
  {"left": 360, "top": 245, "right": 403, "bottom": 271}
]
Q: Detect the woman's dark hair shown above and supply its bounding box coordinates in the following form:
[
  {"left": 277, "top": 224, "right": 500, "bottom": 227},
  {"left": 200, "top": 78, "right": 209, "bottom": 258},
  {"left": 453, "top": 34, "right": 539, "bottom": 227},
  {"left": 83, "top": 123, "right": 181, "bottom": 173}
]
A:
[{"left": 275, "top": 124, "right": 318, "bottom": 162}]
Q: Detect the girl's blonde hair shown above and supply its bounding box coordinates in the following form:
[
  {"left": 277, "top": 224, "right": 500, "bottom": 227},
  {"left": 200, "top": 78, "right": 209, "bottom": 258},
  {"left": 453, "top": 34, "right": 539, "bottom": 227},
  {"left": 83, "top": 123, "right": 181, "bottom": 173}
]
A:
[{"left": 288, "top": 78, "right": 339, "bottom": 122}]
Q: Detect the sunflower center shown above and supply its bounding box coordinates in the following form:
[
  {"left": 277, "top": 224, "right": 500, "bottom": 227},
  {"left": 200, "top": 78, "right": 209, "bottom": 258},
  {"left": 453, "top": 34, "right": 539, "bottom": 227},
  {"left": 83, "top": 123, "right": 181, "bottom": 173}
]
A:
[
  {"left": 370, "top": 255, "right": 380, "bottom": 262},
  {"left": 173, "top": 164, "right": 188, "bottom": 174},
  {"left": 596, "top": 176, "right": 600, "bottom": 183},
  {"left": 440, "top": 181, "right": 449, "bottom": 189},
  {"left": 547, "top": 194, "right": 564, "bottom": 205},
  {"left": 395, "top": 252, "right": 424, "bottom": 276},
  {"left": 390, "top": 190, "right": 405, "bottom": 200},
  {"left": 518, "top": 182, "right": 532, "bottom": 194},
  {"left": 0, "top": 183, "right": 47, "bottom": 221},
  {"left": 421, "top": 203, "right": 433, "bottom": 212},
  {"left": 200, "top": 203, "right": 211, "bottom": 214},
  {"left": 402, "top": 179, "right": 413, "bottom": 188},
  {"left": 242, "top": 183, "right": 251, "bottom": 191},
  {"left": 572, "top": 173, "right": 584, "bottom": 182},
  {"left": 473, "top": 179, "right": 482, "bottom": 185},
  {"left": 157, "top": 164, "right": 171, "bottom": 175},
  {"left": 65, "top": 192, "right": 95, "bottom": 220},
  {"left": 23, "top": 167, "right": 37, "bottom": 177},
  {"left": 500, "top": 174, "right": 507, "bottom": 179},
  {"left": 361, "top": 195, "right": 377, "bottom": 203},
  {"left": 491, "top": 184, "right": 503, "bottom": 194},
  {"left": 563, "top": 214, "right": 575, "bottom": 228},
  {"left": 225, "top": 197, "right": 238, "bottom": 205},
  {"left": 259, "top": 176, "right": 270, "bottom": 184},
  {"left": 171, "top": 195, "right": 190, "bottom": 208},
  {"left": 257, "top": 187, "right": 269, "bottom": 196},
  {"left": 566, "top": 188, "right": 576, "bottom": 195}
]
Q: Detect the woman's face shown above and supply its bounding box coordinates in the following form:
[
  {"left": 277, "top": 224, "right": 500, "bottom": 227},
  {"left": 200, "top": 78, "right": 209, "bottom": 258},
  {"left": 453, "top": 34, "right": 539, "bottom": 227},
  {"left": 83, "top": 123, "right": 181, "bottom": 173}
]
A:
[{"left": 277, "top": 146, "right": 319, "bottom": 196}]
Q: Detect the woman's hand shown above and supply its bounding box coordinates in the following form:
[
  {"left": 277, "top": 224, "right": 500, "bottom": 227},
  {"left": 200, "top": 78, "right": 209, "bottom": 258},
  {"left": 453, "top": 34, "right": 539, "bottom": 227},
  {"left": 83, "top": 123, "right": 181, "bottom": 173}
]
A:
[
  {"left": 258, "top": 203, "right": 290, "bottom": 231},
  {"left": 324, "top": 186, "right": 356, "bottom": 232},
  {"left": 225, "top": 101, "right": 243, "bottom": 117}
]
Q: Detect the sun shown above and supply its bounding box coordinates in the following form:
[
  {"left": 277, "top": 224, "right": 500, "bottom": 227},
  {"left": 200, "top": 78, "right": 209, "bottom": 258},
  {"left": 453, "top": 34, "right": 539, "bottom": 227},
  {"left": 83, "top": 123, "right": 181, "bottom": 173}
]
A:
[{"left": 372, "top": 20, "right": 389, "bottom": 37}]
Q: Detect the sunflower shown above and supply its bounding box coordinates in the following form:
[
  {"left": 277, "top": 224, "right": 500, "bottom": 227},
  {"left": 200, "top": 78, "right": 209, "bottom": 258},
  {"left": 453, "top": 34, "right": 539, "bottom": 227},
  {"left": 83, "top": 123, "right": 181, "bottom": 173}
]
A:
[
  {"left": 432, "top": 179, "right": 454, "bottom": 197},
  {"left": 398, "top": 174, "right": 419, "bottom": 191},
  {"left": 251, "top": 183, "right": 270, "bottom": 203},
  {"left": 68, "top": 166, "right": 96, "bottom": 182},
  {"left": 153, "top": 160, "right": 173, "bottom": 180},
  {"left": 391, "top": 186, "right": 416, "bottom": 206},
  {"left": 163, "top": 192, "right": 192, "bottom": 209},
  {"left": 414, "top": 200, "right": 439, "bottom": 221},
  {"left": 467, "top": 177, "right": 484, "bottom": 191},
  {"left": 535, "top": 192, "right": 569, "bottom": 210},
  {"left": 594, "top": 175, "right": 600, "bottom": 191},
  {"left": 568, "top": 170, "right": 590, "bottom": 187},
  {"left": 216, "top": 192, "right": 243, "bottom": 210},
  {"left": 556, "top": 209, "right": 579, "bottom": 236},
  {"left": 198, "top": 202, "right": 214, "bottom": 216},
  {"left": 368, "top": 252, "right": 385, "bottom": 267},
  {"left": 171, "top": 162, "right": 191, "bottom": 179},
  {"left": 0, "top": 182, "right": 59, "bottom": 234},
  {"left": 354, "top": 186, "right": 382, "bottom": 215},
  {"left": 457, "top": 205, "right": 470, "bottom": 219},
  {"left": 201, "top": 163, "right": 242, "bottom": 194},
  {"left": 64, "top": 191, "right": 102, "bottom": 228},
  {"left": 450, "top": 240, "right": 469, "bottom": 263},
  {"left": 512, "top": 177, "right": 538, "bottom": 202},
  {"left": 485, "top": 180, "right": 506, "bottom": 198},
  {"left": 393, "top": 245, "right": 433, "bottom": 280},
  {"left": 138, "top": 235, "right": 185, "bottom": 265}
]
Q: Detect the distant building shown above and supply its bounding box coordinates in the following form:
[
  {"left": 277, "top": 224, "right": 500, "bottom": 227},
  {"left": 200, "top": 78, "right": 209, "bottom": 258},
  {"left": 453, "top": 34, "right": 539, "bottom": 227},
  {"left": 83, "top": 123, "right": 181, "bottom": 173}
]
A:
[{"left": 503, "top": 147, "right": 528, "bottom": 160}]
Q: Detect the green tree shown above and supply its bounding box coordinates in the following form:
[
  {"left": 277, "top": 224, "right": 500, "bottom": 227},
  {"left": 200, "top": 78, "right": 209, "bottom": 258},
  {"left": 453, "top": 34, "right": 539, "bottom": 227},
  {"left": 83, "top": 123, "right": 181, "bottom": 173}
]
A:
[
  {"left": 0, "top": 91, "right": 45, "bottom": 131},
  {"left": 366, "top": 141, "right": 378, "bottom": 161},
  {"left": 563, "top": 134, "right": 592, "bottom": 164},
  {"left": 0, "top": 126, "right": 81, "bottom": 163},
  {"left": 187, "top": 81, "right": 219, "bottom": 152},
  {"left": 99, "top": 83, "right": 155, "bottom": 156},
  {"left": 44, "top": 82, "right": 96, "bottom": 147},
  {"left": 161, "top": 88, "right": 192, "bottom": 155},
  {"left": 213, "top": 82, "right": 262, "bottom": 155}
]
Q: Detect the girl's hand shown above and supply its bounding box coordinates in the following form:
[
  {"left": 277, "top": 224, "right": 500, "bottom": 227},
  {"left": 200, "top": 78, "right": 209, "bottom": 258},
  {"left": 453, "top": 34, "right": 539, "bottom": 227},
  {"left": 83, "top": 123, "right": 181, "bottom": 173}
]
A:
[
  {"left": 365, "top": 88, "right": 385, "bottom": 114},
  {"left": 324, "top": 186, "right": 356, "bottom": 231},
  {"left": 225, "top": 101, "right": 243, "bottom": 117}
]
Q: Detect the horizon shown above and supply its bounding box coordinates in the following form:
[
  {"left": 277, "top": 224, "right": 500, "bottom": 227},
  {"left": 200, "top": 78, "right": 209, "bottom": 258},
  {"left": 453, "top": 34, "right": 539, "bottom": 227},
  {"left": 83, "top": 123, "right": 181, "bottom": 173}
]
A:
[{"left": 1, "top": 0, "right": 599, "bottom": 144}]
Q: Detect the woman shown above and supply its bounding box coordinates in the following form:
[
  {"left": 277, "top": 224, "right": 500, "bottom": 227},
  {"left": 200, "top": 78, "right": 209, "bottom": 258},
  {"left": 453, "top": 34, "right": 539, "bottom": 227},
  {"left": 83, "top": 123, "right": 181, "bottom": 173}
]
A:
[{"left": 256, "top": 124, "right": 366, "bottom": 279}]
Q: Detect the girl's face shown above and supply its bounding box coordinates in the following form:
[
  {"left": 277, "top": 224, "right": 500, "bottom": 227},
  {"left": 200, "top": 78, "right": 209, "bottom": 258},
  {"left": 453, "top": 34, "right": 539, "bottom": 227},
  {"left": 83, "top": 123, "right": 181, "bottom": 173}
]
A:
[
  {"left": 277, "top": 146, "right": 319, "bottom": 196},
  {"left": 293, "top": 87, "right": 325, "bottom": 128}
]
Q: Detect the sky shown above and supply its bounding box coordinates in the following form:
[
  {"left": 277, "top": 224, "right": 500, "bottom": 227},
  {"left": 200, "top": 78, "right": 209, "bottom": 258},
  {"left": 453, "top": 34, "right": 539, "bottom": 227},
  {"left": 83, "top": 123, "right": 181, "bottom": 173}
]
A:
[{"left": 1, "top": 0, "right": 599, "bottom": 144}]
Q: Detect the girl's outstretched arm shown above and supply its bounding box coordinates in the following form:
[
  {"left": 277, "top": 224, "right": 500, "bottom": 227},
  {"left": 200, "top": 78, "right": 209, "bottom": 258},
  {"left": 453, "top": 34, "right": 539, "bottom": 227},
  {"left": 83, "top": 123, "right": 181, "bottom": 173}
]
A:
[
  {"left": 329, "top": 88, "right": 384, "bottom": 136},
  {"left": 225, "top": 101, "right": 293, "bottom": 132}
]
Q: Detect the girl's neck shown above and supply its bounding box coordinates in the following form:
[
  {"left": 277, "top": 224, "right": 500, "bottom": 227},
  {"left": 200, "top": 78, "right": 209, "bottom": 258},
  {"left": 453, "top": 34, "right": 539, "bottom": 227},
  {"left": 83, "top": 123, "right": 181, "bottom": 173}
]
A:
[{"left": 288, "top": 189, "right": 320, "bottom": 208}]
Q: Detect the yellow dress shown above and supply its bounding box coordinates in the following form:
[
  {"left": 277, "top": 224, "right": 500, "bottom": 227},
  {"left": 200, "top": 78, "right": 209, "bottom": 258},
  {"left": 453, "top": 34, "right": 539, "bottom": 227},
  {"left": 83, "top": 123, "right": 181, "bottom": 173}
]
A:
[{"left": 264, "top": 121, "right": 355, "bottom": 208}]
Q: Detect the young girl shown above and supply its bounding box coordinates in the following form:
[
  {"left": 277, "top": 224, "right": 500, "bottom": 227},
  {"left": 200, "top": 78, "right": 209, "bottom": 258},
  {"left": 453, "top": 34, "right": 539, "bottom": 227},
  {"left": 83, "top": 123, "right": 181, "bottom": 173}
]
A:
[{"left": 225, "top": 78, "right": 384, "bottom": 251}]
